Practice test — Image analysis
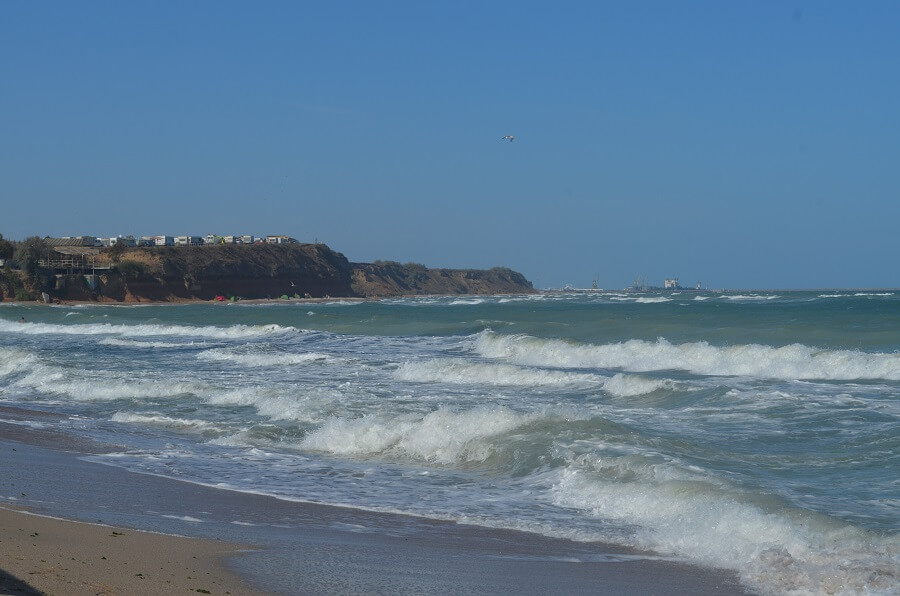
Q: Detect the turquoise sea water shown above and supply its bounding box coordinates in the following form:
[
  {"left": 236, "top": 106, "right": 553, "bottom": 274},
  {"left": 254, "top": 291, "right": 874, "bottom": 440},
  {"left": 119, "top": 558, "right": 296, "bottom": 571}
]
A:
[{"left": 1, "top": 290, "right": 897, "bottom": 594}]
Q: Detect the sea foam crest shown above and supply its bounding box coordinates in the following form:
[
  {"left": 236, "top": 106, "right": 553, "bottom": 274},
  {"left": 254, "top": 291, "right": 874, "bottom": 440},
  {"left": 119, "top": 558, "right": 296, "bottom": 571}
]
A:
[
  {"left": 722, "top": 294, "right": 779, "bottom": 301},
  {"left": 197, "top": 348, "right": 330, "bottom": 367},
  {"left": 394, "top": 359, "right": 602, "bottom": 387},
  {"left": 602, "top": 373, "right": 672, "bottom": 397},
  {"left": 552, "top": 465, "right": 899, "bottom": 595},
  {"left": 110, "top": 412, "right": 222, "bottom": 433},
  {"left": 206, "top": 386, "right": 334, "bottom": 423},
  {"left": 16, "top": 372, "right": 206, "bottom": 402},
  {"left": 394, "top": 360, "right": 670, "bottom": 396},
  {"left": 99, "top": 338, "right": 203, "bottom": 349},
  {"left": 474, "top": 331, "right": 900, "bottom": 381},
  {"left": 0, "top": 348, "right": 38, "bottom": 378},
  {"left": 0, "top": 319, "right": 296, "bottom": 339},
  {"left": 301, "top": 406, "right": 535, "bottom": 464},
  {"left": 2, "top": 350, "right": 206, "bottom": 402}
]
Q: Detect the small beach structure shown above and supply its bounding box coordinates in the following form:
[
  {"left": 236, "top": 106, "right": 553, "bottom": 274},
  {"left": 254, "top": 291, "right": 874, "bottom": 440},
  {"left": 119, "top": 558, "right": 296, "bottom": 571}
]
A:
[
  {"left": 266, "top": 235, "right": 298, "bottom": 244},
  {"left": 174, "top": 236, "right": 204, "bottom": 246},
  {"left": 40, "top": 237, "right": 105, "bottom": 274}
]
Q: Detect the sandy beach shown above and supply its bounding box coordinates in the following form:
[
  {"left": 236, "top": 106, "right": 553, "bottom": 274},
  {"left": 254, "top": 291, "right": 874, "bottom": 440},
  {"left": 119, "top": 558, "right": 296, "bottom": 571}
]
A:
[
  {"left": 0, "top": 418, "right": 751, "bottom": 595},
  {"left": 0, "top": 507, "right": 264, "bottom": 596}
]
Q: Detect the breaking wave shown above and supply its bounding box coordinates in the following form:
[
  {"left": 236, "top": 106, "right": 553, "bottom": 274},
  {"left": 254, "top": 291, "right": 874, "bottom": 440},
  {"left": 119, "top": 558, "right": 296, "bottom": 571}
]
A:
[
  {"left": 722, "top": 295, "right": 780, "bottom": 301},
  {"left": 16, "top": 372, "right": 205, "bottom": 402},
  {"left": 99, "top": 338, "right": 205, "bottom": 349},
  {"left": 602, "top": 373, "right": 672, "bottom": 397},
  {"left": 0, "top": 348, "right": 38, "bottom": 378},
  {"left": 301, "top": 406, "right": 535, "bottom": 464},
  {"left": 474, "top": 331, "right": 900, "bottom": 381},
  {"left": 394, "top": 360, "right": 672, "bottom": 397},
  {"left": 553, "top": 463, "right": 899, "bottom": 595},
  {"left": 197, "top": 348, "right": 330, "bottom": 367},
  {"left": 394, "top": 359, "right": 601, "bottom": 387},
  {"left": 111, "top": 412, "right": 223, "bottom": 433},
  {"left": 0, "top": 319, "right": 296, "bottom": 339}
]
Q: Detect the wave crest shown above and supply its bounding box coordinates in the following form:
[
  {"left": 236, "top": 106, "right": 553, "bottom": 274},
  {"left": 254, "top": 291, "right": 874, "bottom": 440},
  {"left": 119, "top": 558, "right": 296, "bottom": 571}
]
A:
[
  {"left": 394, "top": 359, "right": 601, "bottom": 387},
  {"left": 301, "top": 407, "right": 534, "bottom": 464},
  {"left": 474, "top": 332, "right": 900, "bottom": 381},
  {"left": 0, "top": 319, "right": 296, "bottom": 339},
  {"left": 197, "top": 348, "right": 330, "bottom": 367}
]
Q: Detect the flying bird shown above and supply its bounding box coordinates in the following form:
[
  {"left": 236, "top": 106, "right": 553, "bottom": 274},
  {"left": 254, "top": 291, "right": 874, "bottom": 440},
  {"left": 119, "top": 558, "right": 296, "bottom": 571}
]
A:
[{"left": 501, "top": 135, "right": 515, "bottom": 142}]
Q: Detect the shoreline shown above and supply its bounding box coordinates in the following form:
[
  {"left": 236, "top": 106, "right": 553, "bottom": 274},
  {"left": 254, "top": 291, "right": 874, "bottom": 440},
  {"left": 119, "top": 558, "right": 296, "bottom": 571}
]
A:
[
  {"left": 0, "top": 292, "right": 531, "bottom": 307},
  {"left": 0, "top": 420, "right": 752, "bottom": 595},
  {"left": 1, "top": 287, "right": 897, "bottom": 308}
]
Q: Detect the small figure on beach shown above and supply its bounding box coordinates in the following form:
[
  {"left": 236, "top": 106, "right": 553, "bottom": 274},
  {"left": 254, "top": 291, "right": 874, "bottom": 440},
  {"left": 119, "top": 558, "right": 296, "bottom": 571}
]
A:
[{"left": 501, "top": 135, "right": 515, "bottom": 142}]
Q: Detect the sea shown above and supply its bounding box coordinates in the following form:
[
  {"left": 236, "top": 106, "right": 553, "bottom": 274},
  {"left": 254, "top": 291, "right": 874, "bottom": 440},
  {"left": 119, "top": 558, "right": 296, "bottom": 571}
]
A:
[{"left": 1, "top": 290, "right": 897, "bottom": 595}]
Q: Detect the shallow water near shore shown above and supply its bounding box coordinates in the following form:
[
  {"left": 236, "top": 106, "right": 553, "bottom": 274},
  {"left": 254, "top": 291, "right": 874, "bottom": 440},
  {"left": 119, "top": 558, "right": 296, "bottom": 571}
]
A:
[{"left": 1, "top": 290, "right": 898, "bottom": 594}]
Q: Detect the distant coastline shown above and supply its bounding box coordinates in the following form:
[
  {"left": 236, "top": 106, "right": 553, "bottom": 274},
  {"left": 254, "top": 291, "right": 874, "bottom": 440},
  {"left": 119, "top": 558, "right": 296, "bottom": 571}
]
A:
[{"left": 0, "top": 239, "right": 534, "bottom": 303}]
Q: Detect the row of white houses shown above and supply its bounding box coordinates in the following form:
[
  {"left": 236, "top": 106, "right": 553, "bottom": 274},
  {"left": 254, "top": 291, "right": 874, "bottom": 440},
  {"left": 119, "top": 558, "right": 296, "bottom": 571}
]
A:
[{"left": 59, "top": 234, "right": 299, "bottom": 247}]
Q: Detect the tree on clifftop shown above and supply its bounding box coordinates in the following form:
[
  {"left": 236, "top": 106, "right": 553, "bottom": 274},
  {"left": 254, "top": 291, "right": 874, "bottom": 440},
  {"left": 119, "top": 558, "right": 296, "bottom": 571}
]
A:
[
  {"left": 0, "top": 234, "right": 14, "bottom": 262},
  {"left": 106, "top": 241, "right": 127, "bottom": 263},
  {"left": 13, "top": 236, "right": 54, "bottom": 293},
  {"left": 13, "top": 236, "right": 50, "bottom": 272}
]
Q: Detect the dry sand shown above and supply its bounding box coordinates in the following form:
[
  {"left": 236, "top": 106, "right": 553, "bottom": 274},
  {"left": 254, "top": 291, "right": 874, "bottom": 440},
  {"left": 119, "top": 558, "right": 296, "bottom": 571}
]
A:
[{"left": 0, "top": 506, "right": 267, "bottom": 596}]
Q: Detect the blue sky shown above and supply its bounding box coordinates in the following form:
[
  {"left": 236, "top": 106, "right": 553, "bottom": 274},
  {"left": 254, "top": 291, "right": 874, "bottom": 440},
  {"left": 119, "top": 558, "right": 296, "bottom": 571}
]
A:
[{"left": 1, "top": 1, "right": 898, "bottom": 289}]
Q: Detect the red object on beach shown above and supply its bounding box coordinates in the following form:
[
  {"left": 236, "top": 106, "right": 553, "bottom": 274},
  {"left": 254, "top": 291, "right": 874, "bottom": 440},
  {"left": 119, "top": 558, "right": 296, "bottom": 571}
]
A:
[{"left": 215, "top": 295, "right": 226, "bottom": 301}]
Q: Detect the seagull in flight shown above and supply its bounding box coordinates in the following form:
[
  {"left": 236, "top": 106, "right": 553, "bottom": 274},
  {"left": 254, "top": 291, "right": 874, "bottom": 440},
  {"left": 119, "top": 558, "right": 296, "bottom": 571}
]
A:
[{"left": 501, "top": 135, "right": 515, "bottom": 142}]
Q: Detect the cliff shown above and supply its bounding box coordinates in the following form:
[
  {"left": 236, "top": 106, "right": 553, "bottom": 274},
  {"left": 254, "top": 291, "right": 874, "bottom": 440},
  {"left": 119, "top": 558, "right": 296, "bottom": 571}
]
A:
[
  {"left": 350, "top": 262, "right": 534, "bottom": 297},
  {"left": 27, "top": 244, "right": 533, "bottom": 302}
]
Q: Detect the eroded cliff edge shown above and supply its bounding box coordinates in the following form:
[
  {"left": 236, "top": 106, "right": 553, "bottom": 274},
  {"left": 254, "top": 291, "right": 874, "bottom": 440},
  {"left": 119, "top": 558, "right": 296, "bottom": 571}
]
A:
[{"left": 37, "top": 244, "right": 533, "bottom": 302}]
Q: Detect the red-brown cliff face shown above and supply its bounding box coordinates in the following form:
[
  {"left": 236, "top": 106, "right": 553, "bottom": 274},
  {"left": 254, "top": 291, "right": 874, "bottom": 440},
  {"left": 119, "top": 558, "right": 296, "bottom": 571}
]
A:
[{"left": 42, "top": 244, "right": 533, "bottom": 302}]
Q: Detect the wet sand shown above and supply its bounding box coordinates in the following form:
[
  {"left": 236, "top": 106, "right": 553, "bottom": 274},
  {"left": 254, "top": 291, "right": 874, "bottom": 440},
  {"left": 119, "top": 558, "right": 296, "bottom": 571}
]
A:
[{"left": 0, "top": 420, "right": 752, "bottom": 595}]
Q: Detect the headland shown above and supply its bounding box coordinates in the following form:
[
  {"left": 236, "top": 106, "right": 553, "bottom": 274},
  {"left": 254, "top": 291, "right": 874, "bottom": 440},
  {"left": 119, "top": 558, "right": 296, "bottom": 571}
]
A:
[{"left": 0, "top": 240, "right": 534, "bottom": 303}]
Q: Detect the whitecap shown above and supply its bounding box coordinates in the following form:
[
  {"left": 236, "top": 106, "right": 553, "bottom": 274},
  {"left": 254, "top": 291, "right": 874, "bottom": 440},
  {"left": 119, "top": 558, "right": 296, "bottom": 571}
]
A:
[
  {"left": 0, "top": 319, "right": 297, "bottom": 339},
  {"left": 394, "top": 359, "right": 601, "bottom": 387},
  {"left": 474, "top": 331, "right": 900, "bottom": 381},
  {"left": 197, "top": 348, "right": 330, "bottom": 367},
  {"left": 301, "top": 406, "right": 535, "bottom": 464}
]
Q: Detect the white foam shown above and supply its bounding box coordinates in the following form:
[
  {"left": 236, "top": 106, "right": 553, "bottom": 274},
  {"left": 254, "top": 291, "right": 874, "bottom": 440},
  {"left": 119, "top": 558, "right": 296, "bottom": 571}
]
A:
[
  {"left": 393, "top": 360, "right": 671, "bottom": 397},
  {"left": 394, "top": 359, "right": 602, "bottom": 387},
  {"left": 552, "top": 465, "right": 899, "bottom": 595},
  {"left": 0, "top": 348, "right": 38, "bottom": 378},
  {"left": 602, "top": 373, "right": 671, "bottom": 397},
  {"left": 0, "top": 319, "right": 296, "bottom": 339},
  {"left": 100, "top": 338, "right": 203, "bottom": 349},
  {"left": 17, "top": 373, "right": 205, "bottom": 401},
  {"left": 161, "top": 515, "right": 204, "bottom": 523},
  {"left": 110, "top": 412, "right": 221, "bottom": 432},
  {"left": 301, "top": 406, "right": 535, "bottom": 464},
  {"left": 722, "top": 294, "right": 779, "bottom": 301},
  {"left": 206, "top": 386, "right": 332, "bottom": 423},
  {"left": 197, "top": 348, "right": 330, "bottom": 367},
  {"left": 474, "top": 331, "right": 900, "bottom": 381},
  {"left": 448, "top": 298, "right": 486, "bottom": 306},
  {"left": 635, "top": 297, "right": 672, "bottom": 304}
]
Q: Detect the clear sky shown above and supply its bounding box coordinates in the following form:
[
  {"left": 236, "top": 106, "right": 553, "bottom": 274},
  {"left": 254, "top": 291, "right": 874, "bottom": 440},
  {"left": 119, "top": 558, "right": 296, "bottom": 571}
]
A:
[{"left": 1, "top": 1, "right": 898, "bottom": 289}]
